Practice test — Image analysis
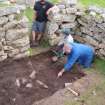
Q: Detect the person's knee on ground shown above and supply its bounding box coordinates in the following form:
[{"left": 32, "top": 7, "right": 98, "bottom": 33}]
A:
[
  {"left": 75, "top": 63, "right": 86, "bottom": 76},
  {"left": 51, "top": 56, "right": 58, "bottom": 63}
]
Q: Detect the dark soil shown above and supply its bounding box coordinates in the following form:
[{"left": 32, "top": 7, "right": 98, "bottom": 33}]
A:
[{"left": 0, "top": 51, "right": 84, "bottom": 105}]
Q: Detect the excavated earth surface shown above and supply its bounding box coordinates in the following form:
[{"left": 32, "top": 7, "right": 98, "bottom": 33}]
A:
[{"left": 0, "top": 51, "right": 84, "bottom": 105}]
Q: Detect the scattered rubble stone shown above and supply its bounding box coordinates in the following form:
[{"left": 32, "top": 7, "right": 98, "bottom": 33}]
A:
[
  {"left": 29, "top": 71, "right": 36, "bottom": 79},
  {"left": 36, "top": 80, "right": 48, "bottom": 89},
  {"left": 26, "top": 83, "right": 33, "bottom": 88},
  {"left": 15, "top": 78, "right": 21, "bottom": 87}
]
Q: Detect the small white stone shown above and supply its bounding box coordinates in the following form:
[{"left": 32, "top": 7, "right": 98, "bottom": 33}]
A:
[
  {"left": 12, "top": 98, "right": 16, "bottom": 102},
  {"left": 90, "top": 11, "right": 96, "bottom": 16},
  {"left": 36, "top": 80, "right": 48, "bottom": 89},
  {"left": 21, "top": 78, "right": 27, "bottom": 84},
  {"left": 92, "top": 91, "right": 97, "bottom": 96},
  {"left": 17, "top": 10, "right": 20, "bottom": 14},
  {"left": 102, "top": 14, "right": 105, "bottom": 18},
  {"left": 65, "top": 83, "right": 72, "bottom": 88},
  {"left": 26, "top": 83, "right": 33, "bottom": 88},
  {"left": 74, "top": 97, "right": 79, "bottom": 101},
  {"left": 15, "top": 79, "right": 20, "bottom": 87},
  {"left": 29, "top": 71, "right": 36, "bottom": 79}
]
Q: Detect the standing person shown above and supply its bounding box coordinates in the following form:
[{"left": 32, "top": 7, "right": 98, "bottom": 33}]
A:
[
  {"left": 31, "top": 0, "right": 53, "bottom": 47},
  {"left": 57, "top": 42, "right": 94, "bottom": 78}
]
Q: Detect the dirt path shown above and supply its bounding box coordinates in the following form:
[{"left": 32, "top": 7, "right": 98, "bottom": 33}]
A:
[{"left": 0, "top": 51, "right": 84, "bottom": 105}]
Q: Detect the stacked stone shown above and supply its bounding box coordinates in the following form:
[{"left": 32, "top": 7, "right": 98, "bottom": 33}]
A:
[
  {"left": 46, "top": 2, "right": 105, "bottom": 59},
  {"left": 75, "top": 6, "right": 105, "bottom": 59},
  {"left": 46, "top": 0, "right": 83, "bottom": 46},
  {"left": 0, "top": 6, "right": 30, "bottom": 62},
  {"left": 16, "top": 0, "right": 35, "bottom": 7}
]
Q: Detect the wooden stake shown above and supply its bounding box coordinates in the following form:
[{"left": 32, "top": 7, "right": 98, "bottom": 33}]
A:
[{"left": 67, "top": 87, "right": 79, "bottom": 96}]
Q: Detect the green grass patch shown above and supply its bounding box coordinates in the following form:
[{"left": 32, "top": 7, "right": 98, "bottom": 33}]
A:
[
  {"left": 65, "top": 83, "right": 105, "bottom": 105},
  {"left": 28, "top": 48, "right": 33, "bottom": 56},
  {"left": 93, "top": 57, "right": 105, "bottom": 75},
  {"left": 0, "top": 3, "right": 8, "bottom": 7},
  {"left": 79, "top": 0, "right": 105, "bottom": 7},
  {"left": 40, "top": 39, "right": 50, "bottom": 48},
  {"left": 0, "top": 2, "right": 14, "bottom": 8},
  {"left": 24, "top": 7, "right": 34, "bottom": 22},
  {"left": 50, "top": 0, "right": 60, "bottom": 4}
]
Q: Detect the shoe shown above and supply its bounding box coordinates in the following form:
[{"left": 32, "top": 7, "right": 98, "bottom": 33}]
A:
[
  {"left": 31, "top": 42, "right": 38, "bottom": 47},
  {"left": 79, "top": 70, "right": 86, "bottom": 76}
]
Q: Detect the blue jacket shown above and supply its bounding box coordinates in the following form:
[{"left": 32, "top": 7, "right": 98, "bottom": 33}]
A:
[{"left": 64, "top": 43, "right": 94, "bottom": 71}]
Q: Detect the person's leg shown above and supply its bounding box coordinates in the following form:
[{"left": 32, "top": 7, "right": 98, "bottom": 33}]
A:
[
  {"left": 76, "top": 63, "right": 86, "bottom": 76},
  {"left": 31, "top": 21, "right": 39, "bottom": 46},
  {"left": 83, "top": 54, "right": 94, "bottom": 68},
  {"left": 37, "top": 22, "right": 46, "bottom": 44},
  {"left": 37, "top": 32, "right": 43, "bottom": 42},
  {"left": 32, "top": 31, "right": 36, "bottom": 43}
]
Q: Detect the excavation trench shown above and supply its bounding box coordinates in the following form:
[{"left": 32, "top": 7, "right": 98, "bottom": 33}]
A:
[{"left": 0, "top": 51, "right": 84, "bottom": 105}]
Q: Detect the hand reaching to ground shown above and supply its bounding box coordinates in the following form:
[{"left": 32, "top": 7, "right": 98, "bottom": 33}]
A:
[{"left": 57, "top": 69, "right": 65, "bottom": 78}]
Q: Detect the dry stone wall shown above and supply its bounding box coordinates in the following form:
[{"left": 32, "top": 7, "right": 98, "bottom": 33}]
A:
[
  {"left": 0, "top": 5, "right": 30, "bottom": 62},
  {"left": 75, "top": 6, "right": 105, "bottom": 59},
  {"left": 46, "top": 1, "right": 105, "bottom": 59}
]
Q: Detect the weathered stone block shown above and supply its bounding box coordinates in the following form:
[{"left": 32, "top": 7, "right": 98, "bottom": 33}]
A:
[
  {"left": 3, "top": 20, "right": 18, "bottom": 30},
  {"left": 77, "top": 19, "right": 88, "bottom": 27},
  {"left": 0, "top": 42, "right": 3, "bottom": 51},
  {"left": 0, "top": 53, "right": 7, "bottom": 62},
  {"left": 61, "top": 22, "right": 77, "bottom": 28},
  {"left": 47, "top": 34, "right": 57, "bottom": 40},
  {"left": 0, "top": 5, "right": 26, "bottom": 17},
  {"left": 49, "top": 34, "right": 64, "bottom": 46},
  {"left": 89, "top": 6, "right": 104, "bottom": 14},
  {"left": 99, "top": 49, "right": 105, "bottom": 56},
  {"left": 93, "top": 35, "right": 102, "bottom": 42},
  {"left": 8, "top": 36, "right": 30, "bottom": 48},
  {"left": 66, "top": 7, "right": 77, "bottom": 14},
  {"left": 58, "top": 5, "right": 65, "bottom": 9},
  {"left": 99, "top": 44, "right": 105, "bottom": 49},
  {"left": 8, "top": 14, "right": 15, "bottom": 22},
  {"left": 0, "top": 50, "right": 5, "bottom": 56},
  {"left": 0, "top": 28, "right": 5, "bottom": 40},
  {"left": 62, "top": 15, "right": 76, "bottom": 22},
  {"left": 51, "top": 5, "right": 60, "bottom": 14},
  {"left": 75, "top": 11, "right": 84, "bottom": 16},
  {"left": 8, "top": 49, "right": 20, "bottom": 57},
  {"left": 53, "top": 14, "right": 63, "bottom": 22},
  {"left": 3, "top": 46, "right": 14, "bottom": 51},
  {"left": 95, "top": 17, "right": 104, "bottom": 24},
  {"left": 0, "top": 16, "right": 8, "bottom": 26},
  {"left": 17, "top": 16, "right": 29, "bottom": 28},
  {"left": 60, "top": 9, "right": 66, "bottom": 14},
  {"left": 13, "top": 51, "right": 30, "bottom": 59},
  {"left": 96, "top": 24, "right": 105, "bottom": 30},
  {"left": 84, "top": 35, "right": 99, "bottom": 47},
  {"left": 89, "top": 11, "right": 97, "bottom": 17},
  {"left": 63, "top": 0, "right": 77, "bottom": 5},
  {"left": 46, "top": 22, "right": 59, "bottom": 35},
  {"left": 19, "top": 45, "right": 30, "bottom": 53},
  {"left": 80, "top": 27, "right": 93, "bottom": 36},
  {"left": 6, "top": 28, "right": 29, "bottom": 41}
]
